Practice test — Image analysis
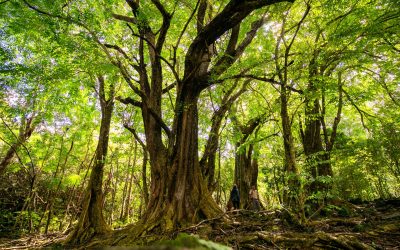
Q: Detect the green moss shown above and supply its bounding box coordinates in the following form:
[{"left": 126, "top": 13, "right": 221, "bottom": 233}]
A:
[
  {"left": 159, "top": 233, "right": 231, "bottom": 250},
  {"left": 352, "top": 223, "right": 370, "bottom": 232}
]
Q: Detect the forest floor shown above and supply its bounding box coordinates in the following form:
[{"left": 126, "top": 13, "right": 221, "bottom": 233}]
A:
[{"left": 0, "top": 199, "right": 399, "bottom": 249}]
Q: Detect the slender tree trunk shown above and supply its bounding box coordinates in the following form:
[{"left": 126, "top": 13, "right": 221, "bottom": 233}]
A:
[
  {"left": 232, "top": 114, "right": 263, "bottom": 209},
  {"left": 301, "top": 71, "right": 343, "bottom": 196},
  {"left": 123, "top": 126, "right": 149, "bottom": 214},
  {"left": 303, "top": 98, "right": 332, "bottom": 191},
  {"left": 119, "top": 149, "right": 132, "bottom": 221},
  {"left": 280, "top": 85, "right": 300, "bottom": 207},
  {"left": 273, "top": 165, "right": 283, "bottom": 205},
  {"left": 66, "top": 76, "right": 114, "bottom": 244},
  {"left": 200, "top": 80, "right": 249, "bottom": 191},
  {"left": 0, "top": 116, "right": 35, "bottom": 176},
  {"left": 123, "top": 140, "right": 137, "bottom": 222},
  {"left": 119, "top": 168, "right": 129, "bottom": 221},
  {"left": 0, "top": 145, "right": 21, "bottom": 174},
  {"left": 45, "top": 140, "right": 74, "bottom": 234},
  {"left": 108, "top": 158, "right": 119, "bottom": 225}
]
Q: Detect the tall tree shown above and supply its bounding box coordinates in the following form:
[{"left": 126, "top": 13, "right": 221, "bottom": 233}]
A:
[
  {"left": 273, "top": 2, "right": 309, "bottom": 208},
  {"left": 67, "top": 76, "right": 115, "bottom": 244},
  {"left": 200, "top": 79, "right": 250, "bottom": 191},
  {"left": 232, "top": 114, "right": 264, "bottom": 209},
  {"left": 3, "top": 0, "right": 299, "bottom": 238},
  {"left": 113, "top": 0, "right": 294, "bottom": 236}
]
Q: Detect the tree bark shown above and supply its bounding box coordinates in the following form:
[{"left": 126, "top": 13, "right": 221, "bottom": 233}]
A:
[
  {"left": 302, "top": 98, "right": 332, "bottom": 192},
  {"left": 137, "top": 89, "right": 221, "bottom": 233},
  {"left": 232, "top": 115, "right": 263, "bottom": 209},
  {"left": 280, "top": 83, "right": 300, "bottom": 207},
  {"left": 200, "top": 80, "right": 249, "bottom": 191},
  {"left": 0, "top": 116, "right": 35, "bottom": 176},
  {"left": 115, "top": 0, "right": 294, "bottom": 239},
  {"left": 301, "top": 63, "right": 343, "bottom": 196},
  {"left": 66, "top": 76, "right": 114, "bottom": 244}
]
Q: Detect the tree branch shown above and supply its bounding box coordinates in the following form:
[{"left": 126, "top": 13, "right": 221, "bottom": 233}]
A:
[
  {"left": 342, "top": 88, "right": 375, "bottom": 132},
  {"left": 184, "top": 0, "right": 294, "bottom": 81},
  {"left": 116, "top": 96, "right": 142, "bottom": 107},
  {"left": 123, "top": 125, "right": 146, "bottom": 148},
  {"left": 226, "top": 74, "right": 303, "bottom": 94},
  {"left": 209, "top": 15, "right": 266, "bottom": 80},
  {"left": 104, "top": 44, "right": 131, "bottom": 61},
  {"left": 197, "top": 0, "right": 207, "bottom": 32},
  {"left": 145, "top": 103, "right": 172, "bottom": 139},
  {"left": 162, "top": 82, "right": 177, "bottom": 94},
  {"left": 327, "top": 74, "right": 343, "bottom": 151},
  {"left": 112, "top": 13, "right": 137, "bottom": 24},
  {"left": 151, "top": 0, "right": 172, "bottom": 53},
  {"left": 173, "top": 0, "right": 201, "bottom": 68}
]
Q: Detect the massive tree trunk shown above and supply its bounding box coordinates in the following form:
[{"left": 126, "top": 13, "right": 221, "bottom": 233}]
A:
[
  {"left": 66, "top": 76, "right": 114, "bottom": 244},
  {"left": 122, "top": 88, "right": 222, "bottom": 239},
  {"left": 113, "top": 0, "right": 294, "bottom": 240},
  {"left": 235, "top": 143, "right": 261, "bottom": 209}
]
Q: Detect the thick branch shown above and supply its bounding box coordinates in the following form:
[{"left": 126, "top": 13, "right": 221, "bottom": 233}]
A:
[
  {"left": 123, "top": 125, "right": 146, "bottom": 149},
  {"left": 173, "top": 0, "right": 201, "bottom": 68},
  {"left": 151, "top": 0, "right": 172, "bottom": 53},
  {"left": 118, "top": 98, "right": 171, "bottom": 139},
  {"left": 162, "top": 82, "right": 177, "bottom": 94},
  {"left": 104, "top": 44, "right": 131, "bottom": 61},
  {"left": 209, "top": 16, "right": 266, "bottom": 81},
  {"left": 116, "top": 96, "right": 142, "bottom": 107},
  {"left": 197, "top": 0, "right": 207, "bottom": 32},
  {"left": 184, "top": 0, "right": 294, "bottom": 81},
  {"left": 200, "top": 79, "right": 251, "bottom": 164},
  {"left": 112, "top": 13, "right": 137, "bottom": 24},
  {"left": 145, "top": 106, "right": 172, "bottom": 139}
]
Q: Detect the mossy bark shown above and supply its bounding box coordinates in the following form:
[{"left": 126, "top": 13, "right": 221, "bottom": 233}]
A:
[
  {"left": 118, "top": 92, "right": 222, "bottom": 244},
  {"left": 65, "top": 76, "right": 113, "bottom": 245}
]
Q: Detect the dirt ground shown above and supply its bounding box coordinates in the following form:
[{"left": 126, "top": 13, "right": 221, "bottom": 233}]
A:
[{"left": 0, "top": 199, "right": 399, "bottom": 249}]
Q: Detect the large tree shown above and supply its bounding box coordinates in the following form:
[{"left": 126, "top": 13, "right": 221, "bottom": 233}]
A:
[
  {"left": 2, "top": 0, "right": 294, "bottom": 240},
  {"left": 67, "top": 75, "right": 115, "bottom": 244},
  {"left": 113, "top": 0, "right": 295, "bottom": 237}
]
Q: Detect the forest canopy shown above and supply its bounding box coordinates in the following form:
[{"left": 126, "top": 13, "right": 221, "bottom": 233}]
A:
[{"left": 0, "top": 0, "right": 399, "bottom": 248}]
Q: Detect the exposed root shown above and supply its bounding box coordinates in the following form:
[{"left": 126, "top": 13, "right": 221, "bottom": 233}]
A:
[
  {"left": 3, "top": 199, "right": 400, "bottom": 249},
  {"left": 0, "top": 233, "right": 67, "bottom": 249}
]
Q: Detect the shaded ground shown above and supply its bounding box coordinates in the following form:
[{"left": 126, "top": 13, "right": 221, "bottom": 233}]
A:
[
  {"left": 182, "top": 199, "right": 400, "bottom": 249},
  {"left": 0, "top": 199, "right": 399, "bottom": 249}
]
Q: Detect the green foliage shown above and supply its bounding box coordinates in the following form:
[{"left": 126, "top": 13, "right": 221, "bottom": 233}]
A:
[{"left": 0, "top": 0, "right": 399, "bottom": 238}]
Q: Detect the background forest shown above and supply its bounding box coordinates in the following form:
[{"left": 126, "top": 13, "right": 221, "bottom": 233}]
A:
[{"left": 0, "top": 0, "right": 399, "bottom": 247}]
